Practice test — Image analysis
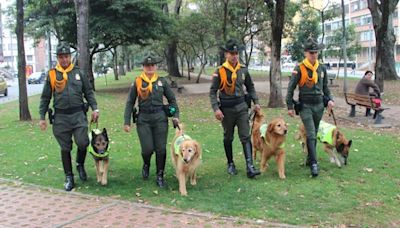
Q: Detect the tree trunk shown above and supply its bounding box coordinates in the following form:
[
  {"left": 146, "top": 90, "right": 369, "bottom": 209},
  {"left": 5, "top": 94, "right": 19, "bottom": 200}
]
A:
[
  {"left": 16, "top": 0, "right": 31, "bottom": 121},
  {"left": 112, "top": 48, "right": 119, "bottom": 80},
  {"left": 74, "top": 0, "right": 91, "bottom": 88},
  {"left": 163, "top": 0, "right": 182, "bottom": 77},
  {"left": 268, "top": 0, "right": 285, "bottom": 108},
  {"left": 218, "top": 0, "right": 229, "bottom": 65},
  {"left": 368, "top": 0, "right": 400, "bottom": 92},
  {"left": 186, "top": 57, "right": 191, "bottom": 81}
]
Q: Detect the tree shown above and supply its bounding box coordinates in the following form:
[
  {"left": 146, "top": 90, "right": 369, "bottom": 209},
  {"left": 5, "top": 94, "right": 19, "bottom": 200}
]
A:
[
  {"left": 26, "top": 0, "right": 169, "bottom": 88},
  {"left": 265, "top": 0, "right": 286, "bottom": 108},
  {"left": 178, "top": 13, "right": 218, "bottom": 83},
  {"left": 325, "top": 23, "right": 361, "bottom": 74},
  {"left": 368, "top": 0, "right": 399, "bottom": 92},
  {"left": 287, "top": 8, "right": 321, "bottom": 62},
  {"left": 162, "top": 0, "right": 182, "bottom": 77},
  {"left": 16, "top": 0, "right": 32, "bottom": 121},
  {"left": 74, "top": 0, "right": 90, "bottom": 86}
]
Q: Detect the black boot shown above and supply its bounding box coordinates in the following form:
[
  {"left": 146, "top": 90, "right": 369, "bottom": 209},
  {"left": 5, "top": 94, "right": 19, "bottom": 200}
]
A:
[
  {"left": 224, "top": 140, "right": 237, "bottom": 175},
  {"left": 142, "top": 153, "right": 152, "bottom": 180},
  {"left": 64, "top": 175, "right": 75, "bottom": 191},
  {"left": 76, "top": 148, "right": 87, "bottom": 181},
  {"left": 61, "top": 150, "right": 75, "bottom": 191},
  {"left": 306, "top": 138, "right": 318, "bottom": 177},
  {"left": 155, "top": 150, "right": 166, "bottom": 188},
  {"left": 242, "top": 141, "right": 261, "bottom": 178},
  {"left": 349, "top": 105, "right": 356, "bottom": 117},
  {"left": 76, "top": 164, "right": 87, "bottom": 181}
]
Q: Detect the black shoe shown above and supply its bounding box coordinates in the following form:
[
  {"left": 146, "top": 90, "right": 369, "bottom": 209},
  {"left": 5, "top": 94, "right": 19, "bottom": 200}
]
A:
[
  {"left": 76, "top": 164, "right": 87, "bottom": 181},
  {"left": 310, "top": 163, "right": 319, "bottom": 177},
  {"left": 156, "top": 170, "right": 166, "bottom": 188},
  {"left": 246, "top": 165, "right": 261, "bottom": 179},
  {"left": 227, "top": 162, "right": 238, "bottom": 175},
  {"left": 64, "top": 175, "right": 75, "bottom": 191},
  {"left": 142, "top": 164, "right": 150, "bottom": 180}
]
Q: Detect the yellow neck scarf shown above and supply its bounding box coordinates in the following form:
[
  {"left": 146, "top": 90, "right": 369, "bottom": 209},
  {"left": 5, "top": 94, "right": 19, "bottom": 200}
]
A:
[
  {"left": 54, "top": 63, "right": 74, "bottom": 92},
  {"left": 55, "top": 63, "right": 74, "bottom": 81},
  {"left": 219, "top": 60, "right": 241, "bottom": 95},
  {"left": 136, "top": 71, "right": 158, "bottom": 99},
  {"left": 299, "top": 59, "right": 319, "bottom": 87}
]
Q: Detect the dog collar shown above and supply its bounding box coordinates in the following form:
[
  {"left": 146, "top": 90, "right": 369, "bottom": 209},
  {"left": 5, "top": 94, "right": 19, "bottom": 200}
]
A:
[{"left": 88, "top": 129, "right": 110, "bottom": 158}]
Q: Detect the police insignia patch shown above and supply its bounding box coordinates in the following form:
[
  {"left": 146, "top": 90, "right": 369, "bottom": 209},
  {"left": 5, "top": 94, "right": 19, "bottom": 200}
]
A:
[
  {"left": 75, "top": 74, "right": 81, "bottom": 80},
  {"left": 158, "top": 80, "right": 163, "bottom": 86}
]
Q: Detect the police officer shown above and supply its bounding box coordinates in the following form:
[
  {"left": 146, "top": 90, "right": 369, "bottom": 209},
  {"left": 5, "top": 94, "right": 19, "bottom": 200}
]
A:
[
  {"left": 210, "top": 39, "right": 261, "bottom": 179},
  {"left": 286, "top": 37, "right": 334, "bottom": 177},
  {"left": 124, "top": 54, "right": 179, "bottom": 188},
  {"left": 39, "top": 42, "right": 99, "bottom": 191}
]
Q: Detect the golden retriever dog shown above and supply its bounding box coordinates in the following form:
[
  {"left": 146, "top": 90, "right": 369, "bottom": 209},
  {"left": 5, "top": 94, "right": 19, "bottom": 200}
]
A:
[
  {"left": 296, "top": 120, "right": 352, "bottom": 167},
  {"left": 170, "top": 124, "right": 202, "bottom": 196},
  {"left": 251, "top": 110, "right": 288, "bottom": 179},
  {"left": 89, "top": 128, "right": 110, "bottom": 185}
]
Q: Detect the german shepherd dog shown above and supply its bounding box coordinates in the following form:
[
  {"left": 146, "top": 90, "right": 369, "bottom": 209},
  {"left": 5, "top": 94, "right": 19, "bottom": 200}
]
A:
[
  {"left": 90, "top": 128, "right": 110, "bottom": 185},
  {"left": 170, "top": 124, "right": 202, "bottom": 196},
  {"left": 251, "top": 110, "right": 288, "bottom": 179},
  {"left": 296, "top": 121, "right": 352, "bottom": 167}
]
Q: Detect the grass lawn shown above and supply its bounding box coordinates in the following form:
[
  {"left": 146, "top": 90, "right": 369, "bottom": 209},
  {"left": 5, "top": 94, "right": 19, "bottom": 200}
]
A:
[{"left": 0, "top": 72, "right": 399, "bottom": 226}]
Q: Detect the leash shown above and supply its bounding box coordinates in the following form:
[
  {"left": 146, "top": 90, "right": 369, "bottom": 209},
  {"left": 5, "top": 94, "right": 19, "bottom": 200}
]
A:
[
  {"left": 329, "top": 109, "right": 337, "bottom": 126},
  {"left": 249, "top": 109, "right": 256, "bottom": 133}
]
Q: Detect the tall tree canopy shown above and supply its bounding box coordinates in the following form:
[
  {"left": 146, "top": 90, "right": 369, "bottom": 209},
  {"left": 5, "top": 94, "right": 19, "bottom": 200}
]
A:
[{"left": 25, "top": 0, "right": 169, "bottom": 85}]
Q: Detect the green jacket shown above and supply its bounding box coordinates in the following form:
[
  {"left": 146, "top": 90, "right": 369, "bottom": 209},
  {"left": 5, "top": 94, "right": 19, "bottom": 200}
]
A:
[
  {"left": 39, "top": 66, "right": 98, "bottom": 120},
  {"left": 209, "top": 65, "right": 259, "bottom": 112},
  {"left": 124, "top": 76, "right": 179, "bottom": 125},
  {"left": 286, "top": 63, "right": 333, "bottom": 110}
]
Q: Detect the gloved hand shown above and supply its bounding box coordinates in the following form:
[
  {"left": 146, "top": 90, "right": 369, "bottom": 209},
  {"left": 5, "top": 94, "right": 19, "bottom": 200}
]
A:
[{"left": 172, "top": 118, "right": 180, "bottom": 128}]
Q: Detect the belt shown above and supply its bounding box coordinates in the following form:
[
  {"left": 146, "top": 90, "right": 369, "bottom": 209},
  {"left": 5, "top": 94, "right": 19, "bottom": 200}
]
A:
[
  {"left": 300, "top": 96, "right": 323, "bottom": 104},
  {"left": 219, "top": 96, "right": 245, "bottom": 108},
  {"left": 55, "top": 106, "right": 84, "bottom": 115},
  {"left": 139, "top": 106, "right": 164, "bottom": 114}
]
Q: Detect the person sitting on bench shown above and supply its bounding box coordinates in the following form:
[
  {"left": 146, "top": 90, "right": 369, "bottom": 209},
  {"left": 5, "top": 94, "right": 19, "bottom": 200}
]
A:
[{"left": 351, "top": 70, "right": 381, "bottom": 117}]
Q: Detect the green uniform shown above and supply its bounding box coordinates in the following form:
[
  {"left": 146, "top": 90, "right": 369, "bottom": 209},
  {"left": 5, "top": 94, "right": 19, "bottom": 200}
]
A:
[
  {"left": 210, "top": 66, "right": 259, "bottom": 143},
  {"left": 286, "top": 63, "right": 332, "bottom": 140},
  {"left": 39, "top": 67, "right": 97, "bottom": 152},
  {"left": 124, "top": 76, "right": 179, "bottom": 166}
]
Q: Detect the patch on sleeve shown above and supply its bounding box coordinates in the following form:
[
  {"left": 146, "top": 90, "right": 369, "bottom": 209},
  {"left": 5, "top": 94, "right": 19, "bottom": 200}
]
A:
[
  {"left": 291, "top": 70, "right": 298, "bottom": 76},
  {"left": 212, "top": 73, "right": 218, "bottom": 77}
]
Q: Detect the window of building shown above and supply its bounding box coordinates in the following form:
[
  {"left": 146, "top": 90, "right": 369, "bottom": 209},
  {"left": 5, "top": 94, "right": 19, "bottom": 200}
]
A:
[
  {"left": 27, "top": 55, "right": 33, "bottom": 61},
  {"left": 4, "top": 56, "right": 13, "bottom": 61},
  {"left": 351, "top": 1, "right": 359, "bottom": 12},
  {"left": 7, "top": 43, "right": 18, "bottom": 51},
  {"left": 360, "top": 0, "right": 367, "bottom": 10},
  {"left": 325, "top": 23, "right": 331, "bottom": 32}
]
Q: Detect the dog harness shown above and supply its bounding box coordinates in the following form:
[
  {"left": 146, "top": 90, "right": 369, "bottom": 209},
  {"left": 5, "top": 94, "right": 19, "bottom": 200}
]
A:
[
  {"left": 174, "top": 134, "right": 202, "bottom": 160},
  {"left": 317, "top": 120, "right": 336, "bottom": 146},
  {"left": 259, "top": 123, "right": 285, "bottom": 148},
  {"left": 174, "top": 134, "right": 192, "bottom": 156},
  {"left": 89, "top": 129, "right": 110, "bottom": 158}
]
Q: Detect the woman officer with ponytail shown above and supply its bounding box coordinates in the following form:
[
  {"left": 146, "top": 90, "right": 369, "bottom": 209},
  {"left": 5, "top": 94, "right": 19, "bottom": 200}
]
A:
[{"left": 124, "top": 54, "right": 179, "bottom": 188}]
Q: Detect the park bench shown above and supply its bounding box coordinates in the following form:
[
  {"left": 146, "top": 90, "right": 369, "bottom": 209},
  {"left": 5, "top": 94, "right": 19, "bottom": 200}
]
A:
[
  {"left": 166, "top": 75, "right": 184, "bottom": 94},
  {"left": 344, "top": 92, "right": 388, "bottom": 124},
  {"left": 327, "top": 73, "right": 337, "bottom": 86}
]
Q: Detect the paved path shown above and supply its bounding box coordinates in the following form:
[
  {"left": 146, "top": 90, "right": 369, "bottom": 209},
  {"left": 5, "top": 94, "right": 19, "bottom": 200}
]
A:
[{"left": 0, "top": 179, "right": 298, "bottom": 228}]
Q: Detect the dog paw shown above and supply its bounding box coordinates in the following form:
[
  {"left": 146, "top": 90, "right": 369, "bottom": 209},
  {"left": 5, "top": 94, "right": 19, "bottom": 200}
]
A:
[
  {"left": 279, "top": 174, "right": 286, "bottom": 179},
  {"left": 180, "top": 191, "right": 187, "bottom": 196},
  {"left": 190, "top": 179, "right": 197, "bottom": 185}
]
